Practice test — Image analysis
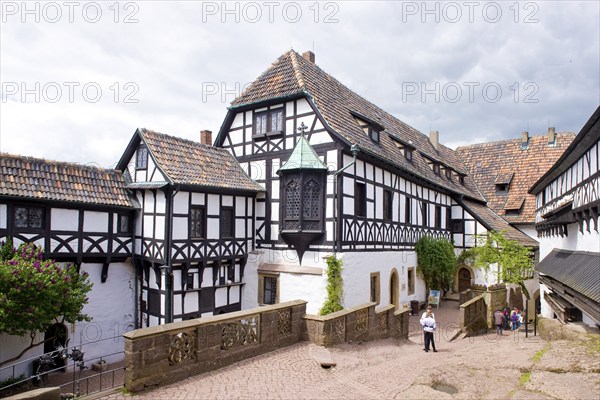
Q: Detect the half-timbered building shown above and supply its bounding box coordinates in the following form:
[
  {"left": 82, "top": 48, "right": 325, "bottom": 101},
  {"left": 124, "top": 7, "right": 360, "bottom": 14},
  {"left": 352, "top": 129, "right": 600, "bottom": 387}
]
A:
[
  {"left": 0, "top": 154, "right": 138, "bottom": 369},
  {"left": 215, "top": 50, "right": 535, "bottom": 314},
  {"left": 456, "top": 131, "right": 575, "bottom": 310},
  {"left": 116, "top": 128, "right": 264, "bottom": 326},
  {"left": 530, "top": 106, "right": 600, "bottom": 328}
]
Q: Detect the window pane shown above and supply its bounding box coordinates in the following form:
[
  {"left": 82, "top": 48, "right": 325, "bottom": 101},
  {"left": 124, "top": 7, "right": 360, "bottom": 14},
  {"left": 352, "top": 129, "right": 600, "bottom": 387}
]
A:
[
  {"left": 256, "top": 114, "right": 267, "bottom": 135},
  {"left": 264, "top": 277, "right": 277, "bottom": 304},
  {"left": 285, "top": 180, "right": 300, "bottom": 219},
  {"left": 119, "top": 215, "right": 130, "bottom": 233},
  {"left": 136, "top": 147, "right": 148, "bottom": 169},
  {"left": 302, "top": 179, "right": 320, "bottom": 219},
  {"left": 355, "top": 183, "right": 366, "bottom": 217},
  {"left": 191, "top": 207, "right": 205, "bottom": 238},
  {"left": 271, "top": 110, "right": 283, "bottom": 132},
  {"left": 220, "top": 208, "right": 234, "bottom": 238},
  {"left": 15, "top": 207, "right": 28, "bottom": 228}
]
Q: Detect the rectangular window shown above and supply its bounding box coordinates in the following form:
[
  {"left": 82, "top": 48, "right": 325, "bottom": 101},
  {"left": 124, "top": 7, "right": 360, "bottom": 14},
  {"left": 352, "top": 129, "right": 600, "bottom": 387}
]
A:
[
  {"left": 186, "top": 272, "right": 194, "bottom": 290},
  {"left": 452, "top": 219, "right": 464, "bottom": 233},
  {"left": 407, "top": 268, "right": 415, "bottom": 295},
  {"left": 383, "top": 190, "right": 393, "bottom": 222},
  {"left": 136, "top": 146, "right": 148, "bottom": 169},
  {"left": 147, "top": 289, "right": 161, "bottom": 315},
  {"left": 369, "top": 128, "right": 380, "bottom": 143},
  {"left": 446, "top": 207, "right": 452, "bottom": 229},
  {"left": 14, "top": 206, "right": 44, "bottom": 229},
  {"left": 435, "top": 205, "right": 442, "bottom": 229},
  {"left": 253, "top": 109, "right": 284, "bottom": 137},
  {"left": 258, "top": 274, "right": 279, "bottom": 305},
  {"left": 355, "top": 182, "right": 366, "bottom": 218},
  {"left": 445, "top": 168, "right": 452, "bottom": 179},
  {"left": 117, "top": 214, "right": 130, "bottom": 234},
  {"left": 220, "top": 207, "right": 234, "bottom": 238},
  {"left": 421, "top": 201, "right": 428, "bottom": 226},
  {"left": 227, "top": 264, "right": 235, "bottom": 283},
  {"left": 370, "top": 272, "right": 380, "bottom": 304},
  {"left": 190, "top": 207, "right": 206, "bottom": 239},
  {"left": 199, "top": 288, "right": 215, "bottom": 312},
  {"left": 405, "top": 148, "right": 413, "bottom": 162},
  {"left": 405, "top": 197, "right": 412, "bottom": 224},
  {"left": 433, "top": 163, "right": 440, "bottom": 175}
]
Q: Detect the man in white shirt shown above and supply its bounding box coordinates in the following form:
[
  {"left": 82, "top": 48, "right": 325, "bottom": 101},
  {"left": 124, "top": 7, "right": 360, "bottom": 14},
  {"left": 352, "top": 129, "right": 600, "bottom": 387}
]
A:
[{"left": 420, "top": 306, "right": 437, "bottom": 352}]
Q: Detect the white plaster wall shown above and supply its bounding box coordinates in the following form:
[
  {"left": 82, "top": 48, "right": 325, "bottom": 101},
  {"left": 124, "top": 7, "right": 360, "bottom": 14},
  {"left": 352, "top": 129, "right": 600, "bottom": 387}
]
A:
[
  {"left": 539, "top": 282, "right": 554, "bottom": 319},
  {"left": 83, "top": 211, "right": 108, "bottom": 232},
  {"left": 172, "top": 191, "right": 189, "bottom": 214},
  {"left": 242, "top": 254, "right": 259, "bottom": 310},
  {"left": 538, "top": 222, "right": 600, "bottom": 259},
  {"left": 50, "top": 208, "right": 79, "bottom": 231},
  {"left": 281, "top": 273, "right": 326, "bottom": 315},
  {"left": 0, "top": 332, "right": 45, "bottom": 380},
  {"left": 517, "top": 224, "right": 538, "bottom": 241},
  {"left": 72, "top": 262, "right": 135, "bottom": 365}
]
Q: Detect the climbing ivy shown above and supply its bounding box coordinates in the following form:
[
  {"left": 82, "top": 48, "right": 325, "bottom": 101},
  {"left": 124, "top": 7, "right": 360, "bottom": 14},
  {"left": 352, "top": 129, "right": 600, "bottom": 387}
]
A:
[
  {"left": 415, "top": 236, "right": 457, "bottom": 293},
  {"left": 320, "top": 255, "right": 344, "bottom": 315}
]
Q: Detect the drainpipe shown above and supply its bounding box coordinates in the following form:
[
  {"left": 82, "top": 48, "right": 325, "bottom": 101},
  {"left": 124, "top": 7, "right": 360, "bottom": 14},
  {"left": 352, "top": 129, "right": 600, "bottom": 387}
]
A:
[{"left": 332, "top": 144, "right": 360, "bottom": 254}]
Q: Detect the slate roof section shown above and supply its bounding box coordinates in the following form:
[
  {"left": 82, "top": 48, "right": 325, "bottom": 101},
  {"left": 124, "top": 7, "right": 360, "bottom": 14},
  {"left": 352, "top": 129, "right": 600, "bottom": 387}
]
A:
[
  {"left": 139, "top": 129, "right": 264, "bottom": 192},
  {"left": 229, "top": 50, "right": 484, "bottom": 202},
  {"left": 536, "top": 249, "right": 600, "bottom": 303},
  {"left": 456, "top": 133, "right": 575, "bottom": 224},
  {"left": 460, "top": 200, "right": 538, "bottom": 247},
  {"left": 0, "top": 153, "right": 138, "bottom": 208}
]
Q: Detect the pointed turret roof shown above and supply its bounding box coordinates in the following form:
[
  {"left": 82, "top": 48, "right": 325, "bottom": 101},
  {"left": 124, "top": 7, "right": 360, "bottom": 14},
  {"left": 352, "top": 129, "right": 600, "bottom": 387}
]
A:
[{"left": 278, "top": 136, "right": 328, "bottom": 173}]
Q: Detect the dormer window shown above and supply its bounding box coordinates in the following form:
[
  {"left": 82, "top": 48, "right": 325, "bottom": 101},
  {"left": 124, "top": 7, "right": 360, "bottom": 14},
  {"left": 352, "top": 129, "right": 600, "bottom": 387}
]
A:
[
  {"left": 433, "top": 163, "right": 440, "bottom": 175},
  {"left": 496, "top": 184, "right": 509, "bottom": 194},
  {"left": 459, "top": 175, "right": 465, "bottom": 185},
  {"left": 350, "top": 111, "right": 384, "bottom": 144},
  {"left": 136, "top": 145, "right": 148, "bottom": 169},
  {"left": 253, "top": 108, "right": 284, "bottom": 138},
  {"left": 369, "top": 127, "right": 381, "bottom": 143},
  {"left": 405, "top": 148, "right": 413, "bottom": 162},
  {"left": 391, "top": 136, "right": 414, "bottom": 162},
  {"left": 445, "top": 168, "right": 452, "bottom": 180}
]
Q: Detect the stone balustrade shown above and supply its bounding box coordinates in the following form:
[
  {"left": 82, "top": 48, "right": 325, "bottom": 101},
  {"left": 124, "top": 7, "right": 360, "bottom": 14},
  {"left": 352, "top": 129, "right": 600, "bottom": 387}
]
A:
[
  {"left": 123, "top": 300, "right": 307, "bottom": 392},
  {"left": 302, "top": 303, "right": 410, "bottom": 346}
]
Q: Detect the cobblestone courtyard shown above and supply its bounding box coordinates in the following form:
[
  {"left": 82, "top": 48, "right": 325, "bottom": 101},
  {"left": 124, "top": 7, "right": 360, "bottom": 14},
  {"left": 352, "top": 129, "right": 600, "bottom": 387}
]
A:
[{"left": 96, "top": 302, "right": 600, "bottom": 400}]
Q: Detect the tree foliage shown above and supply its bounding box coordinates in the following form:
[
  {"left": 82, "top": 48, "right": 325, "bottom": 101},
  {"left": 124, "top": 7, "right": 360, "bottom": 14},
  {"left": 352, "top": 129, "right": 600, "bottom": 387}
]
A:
[
  {"left": 320, "top": 255, "right": 344, "bottom": 316},
  {"left": 0, "top": 240, "right": 93, "bottom": 337},
  {"left": 415, "top": 236, "right": 457, "bottom": 292},
  {"left": 460, "top": 230, "right": 534, "bottom": 299}
]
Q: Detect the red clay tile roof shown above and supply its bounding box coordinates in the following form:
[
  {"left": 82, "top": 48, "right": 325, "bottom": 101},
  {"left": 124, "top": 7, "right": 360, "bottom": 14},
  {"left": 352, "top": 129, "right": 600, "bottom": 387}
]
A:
[
  {"left": 139, "top": 129, "right": 264, "bottom": 192},
  {"left": 456, "top": 133, "right": 575, "bottom": 224},
  {"left": 461, "top": 200, "right": 538, "bottom": 247},
  {"left": 0, "top": 153, "right": 138, "bottom": 208},
  {"left": 230, "top": 50, "right": 484, "bottom": 202}
]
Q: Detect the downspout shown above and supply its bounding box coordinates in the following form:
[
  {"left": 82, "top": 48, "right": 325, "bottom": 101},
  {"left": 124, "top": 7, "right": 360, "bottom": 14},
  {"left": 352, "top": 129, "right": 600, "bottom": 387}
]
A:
[
  {"left": 333, "top": 144, "right": 360, "bottom": 254},
  {"left": 164, "top": 184, "right": 180, "bottom": 323}
]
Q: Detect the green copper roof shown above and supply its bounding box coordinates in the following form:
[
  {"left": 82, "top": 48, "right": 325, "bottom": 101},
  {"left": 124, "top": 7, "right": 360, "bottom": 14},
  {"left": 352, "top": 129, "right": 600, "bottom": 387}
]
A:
[{"left": 279, "top": 136, "right": 328, "bottom": 172}]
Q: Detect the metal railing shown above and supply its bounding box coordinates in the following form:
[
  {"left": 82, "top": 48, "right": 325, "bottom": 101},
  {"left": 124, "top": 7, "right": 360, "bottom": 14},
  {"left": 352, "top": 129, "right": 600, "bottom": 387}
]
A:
[{"left": 0, "top": 336, "right": 124, "bottom": 398}]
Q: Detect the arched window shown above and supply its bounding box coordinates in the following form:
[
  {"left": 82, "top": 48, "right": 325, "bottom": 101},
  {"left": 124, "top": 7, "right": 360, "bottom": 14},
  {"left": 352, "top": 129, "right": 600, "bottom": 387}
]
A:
[
  {"left": 285, "top": 180, "right": 300, "bottom": 219},
  {"left": 302, "top": 179, "right": 321, "bottom": 220}
]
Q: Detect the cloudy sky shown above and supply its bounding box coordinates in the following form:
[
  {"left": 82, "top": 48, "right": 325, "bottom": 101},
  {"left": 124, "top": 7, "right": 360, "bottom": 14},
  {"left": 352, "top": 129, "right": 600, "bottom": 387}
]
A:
[{"left": 1, "top": 1, "right": 598, "bottom": 168}]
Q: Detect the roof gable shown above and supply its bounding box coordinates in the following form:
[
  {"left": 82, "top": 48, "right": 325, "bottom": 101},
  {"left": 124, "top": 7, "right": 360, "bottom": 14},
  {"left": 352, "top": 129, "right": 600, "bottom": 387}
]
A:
[
  {"left": 228, "top": 50, "right": 484, "bottom": 202},
  {"left": 136, "top": 129, "right": 264, "bottom": 192}
]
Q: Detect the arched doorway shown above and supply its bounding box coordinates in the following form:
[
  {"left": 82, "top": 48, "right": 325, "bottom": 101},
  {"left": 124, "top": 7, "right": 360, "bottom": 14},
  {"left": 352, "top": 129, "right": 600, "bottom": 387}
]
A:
[
  {"left": 389, "top": 269, "right": 399, "bottom": 309},
  {"left": 458, "top": 267, "right": 471, "bottom": 292},
  {"left": 44, "top": 323, "right": 68, "bottom": 371}
]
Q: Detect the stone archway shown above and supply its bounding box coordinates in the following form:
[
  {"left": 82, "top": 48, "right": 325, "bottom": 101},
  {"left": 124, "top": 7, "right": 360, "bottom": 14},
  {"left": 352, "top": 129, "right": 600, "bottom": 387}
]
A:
[
  {"left": 389, "top": 269, "right": 399, "bottom": 309},
  {"left": 457, "top": 267, "right": 472, "bottom": 293}
]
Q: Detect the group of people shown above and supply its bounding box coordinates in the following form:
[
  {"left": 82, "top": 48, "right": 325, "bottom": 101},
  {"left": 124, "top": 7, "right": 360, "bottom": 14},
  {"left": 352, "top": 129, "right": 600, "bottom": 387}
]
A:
[{"left": 493, "top": 307, "right": 524, "bottom": 335}]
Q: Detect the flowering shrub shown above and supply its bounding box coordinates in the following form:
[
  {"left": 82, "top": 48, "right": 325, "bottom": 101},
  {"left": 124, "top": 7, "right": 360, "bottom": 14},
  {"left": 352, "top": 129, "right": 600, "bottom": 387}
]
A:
[{"left": 0, "top": 239, "right": 93, "bottom": 337}]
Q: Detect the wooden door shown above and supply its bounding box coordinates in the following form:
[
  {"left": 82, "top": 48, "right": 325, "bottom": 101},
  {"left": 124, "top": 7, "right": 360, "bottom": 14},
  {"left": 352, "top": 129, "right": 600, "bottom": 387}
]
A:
[{"left": 458, "top": 267, "right": 471, "bottom": 292}]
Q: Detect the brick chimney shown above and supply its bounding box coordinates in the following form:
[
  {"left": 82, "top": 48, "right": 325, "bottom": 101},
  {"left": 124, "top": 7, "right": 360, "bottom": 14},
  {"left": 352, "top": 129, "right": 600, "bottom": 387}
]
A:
[
  {"left": 521, "top": 131, "right": 529, "bottom": 149},
  {"left": 302, "top": 51, "right": 315, "bottom": 64},
  {"left": 547, "top": 127, "right": 556, "bottom": 146},
  {"left": 429, "top": 130, "right": 439, "bottom": 151},
  {"left": 200, "top": 130, "right": 212, "bottom": 146}
]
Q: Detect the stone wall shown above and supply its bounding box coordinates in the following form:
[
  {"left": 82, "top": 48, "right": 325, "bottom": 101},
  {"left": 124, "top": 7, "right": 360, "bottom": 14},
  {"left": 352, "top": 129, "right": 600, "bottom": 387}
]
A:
[
  {"left": 459, "top": 295, "right": 487, "bottom": 336},
  {"left": 472, "top": 286, "right": 507, "bottom": 328},
  {"left": 123, "top": 300, "right": 307, "bottom": 392},
  {"left": 302, "top": 303, "right": 410, "bottom": 346}
]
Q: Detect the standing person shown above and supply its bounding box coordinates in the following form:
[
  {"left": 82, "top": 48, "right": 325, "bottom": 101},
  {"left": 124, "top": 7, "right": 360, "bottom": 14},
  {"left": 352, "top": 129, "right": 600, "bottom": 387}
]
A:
[
  {"left": 510, "top": 309, "right": 519, "bottom": 331},
  {"left": 420, "top": 305, "right": 435, "bottom": 322},
  {"left": 494, "top": 309, "right": 504, "bottom": 336},
  {"left": 420, "top": 307, "right": 437, "bottom": 352}
]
